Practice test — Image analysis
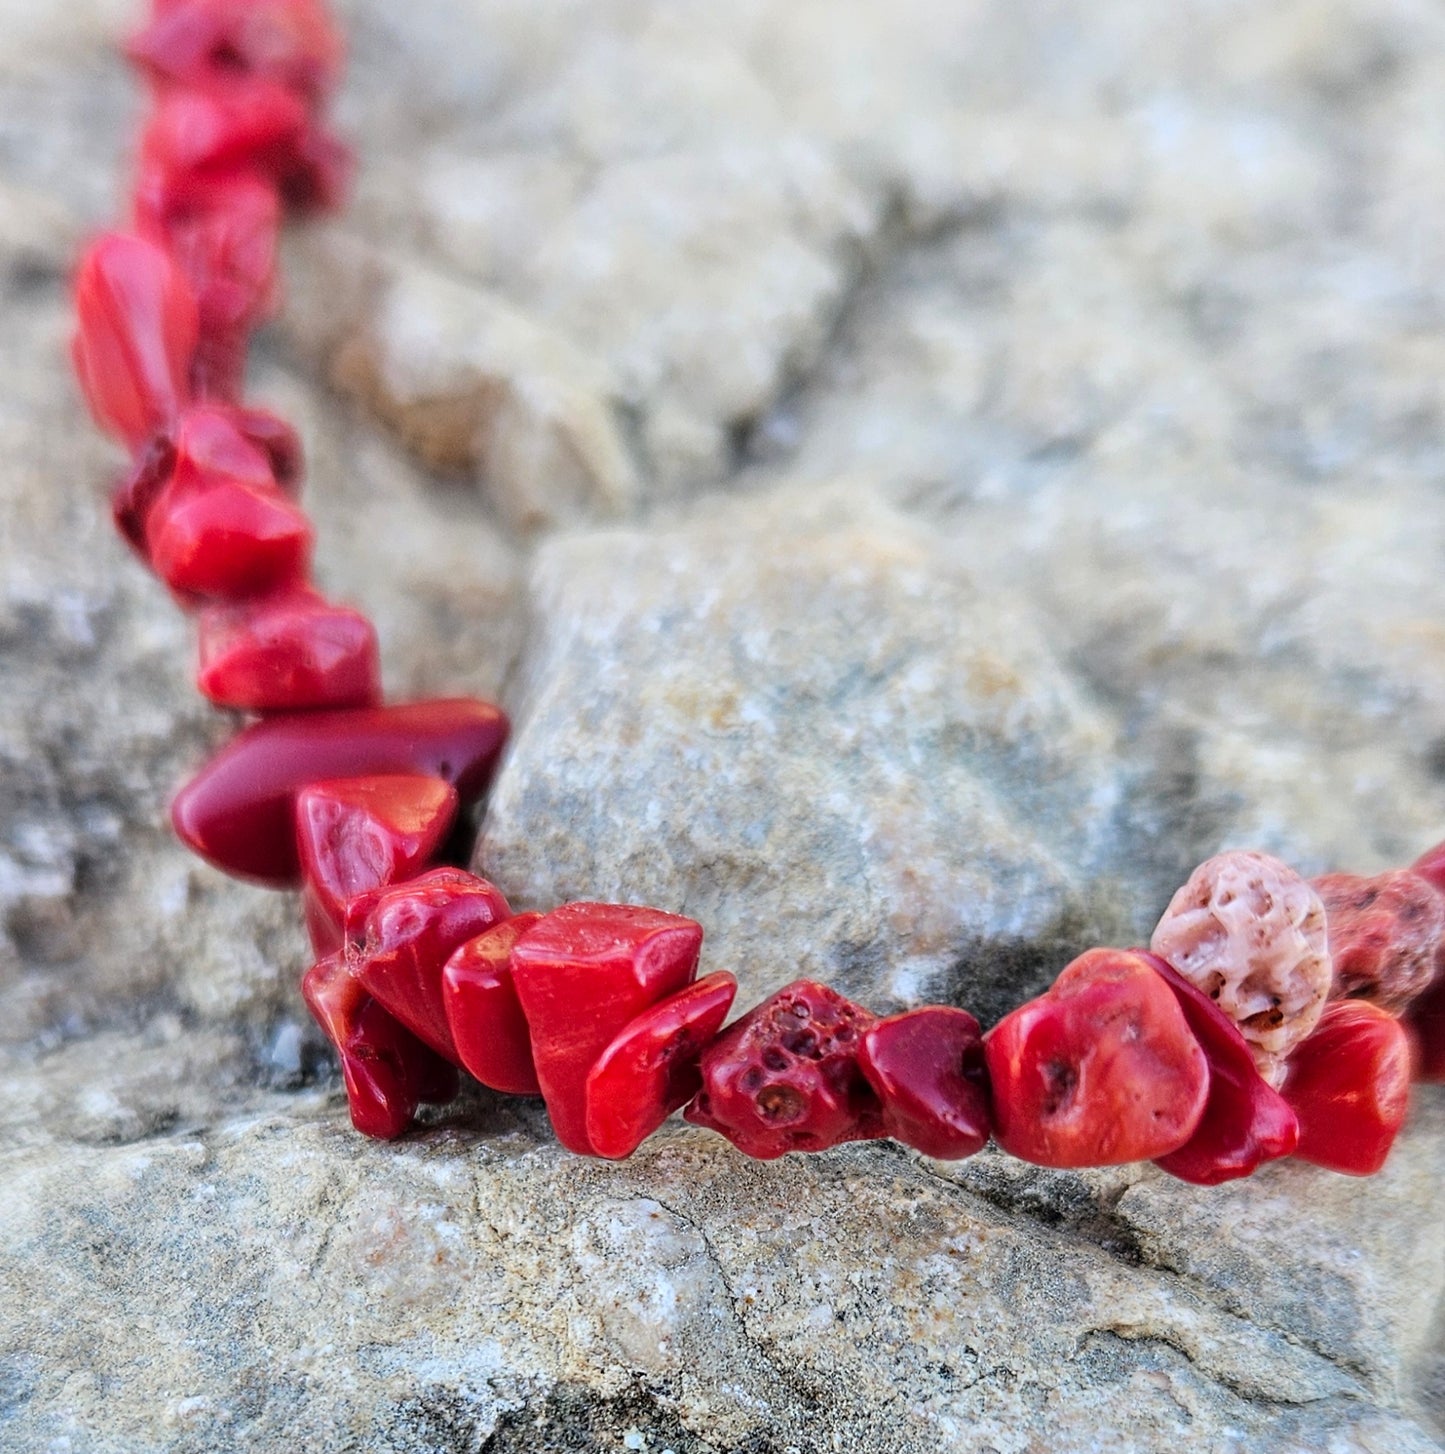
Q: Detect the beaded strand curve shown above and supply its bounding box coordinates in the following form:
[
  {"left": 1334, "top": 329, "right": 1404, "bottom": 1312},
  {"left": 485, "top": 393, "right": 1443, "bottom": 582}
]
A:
[{"left": 74, "top": 0, "right": 1445, "bottom": 1181}]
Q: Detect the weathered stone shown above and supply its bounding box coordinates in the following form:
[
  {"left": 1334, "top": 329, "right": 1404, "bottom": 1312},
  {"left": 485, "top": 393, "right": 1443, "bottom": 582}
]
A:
[{"left": 4, "top": 0, "right": 1445, "bottom": 1450}]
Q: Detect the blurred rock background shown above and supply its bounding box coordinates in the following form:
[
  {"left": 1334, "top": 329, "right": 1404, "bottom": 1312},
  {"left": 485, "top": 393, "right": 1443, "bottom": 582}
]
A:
[{"left": 1, "top": 1, "right": 1443, "bottom": 1449}]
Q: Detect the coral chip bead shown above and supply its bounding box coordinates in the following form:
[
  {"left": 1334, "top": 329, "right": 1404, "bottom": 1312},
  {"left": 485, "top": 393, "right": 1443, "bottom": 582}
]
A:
[
  {"left": 585, "top": 971, "right": 739, "bottom": 1159},
  {"left": 1405, "top": 975, "right": 1445, "bottom": 1083},
  {"left": 171, "top": 697, "right": 509, "bottom": 885},
  {"left": 139, "top": 77, "right": 308, "bottom": 184},
  {"left": 1283, "top": 1001, "right": 1413, "bottom": 1175},
  {"left": 441, "top": 913, "right": 545, "bottom": 1096},
  {"left": 1312, "top": 870, "right": 1445, "bottom": 1012},
  {"left": 983, "top": 947, "right": 1210, "bottom": 1168},
  {"left": 1145, "top": 954, "right": 1299, "bottom": 1186},
  {"left": 857, "top": 1006, "right": 990, "bottom": 1161},
  {"left": 510, "top": 903, "right": 704, "bottom": 1155},
  {"left": 684, "top": 979, "right": 885, "bottom": 1160},
  {"left": 72, "top": 232, "right": 198, "bottom": 446},
  {"left": 197, "top": 588, "right": 381, "bottom": 712},
  {"left": 302, "top": 953, "right": 459, "bottom": 1141},
  {"left": 294, "top": 773, "right": 458, "bottom": 955},
  {"left": 126, "top": 0, "right": 345, "bottom": 102},
  {"left": 146, "top": 469, "right": 313, "bottom": 599},
  {"left": 345, "top": 868, "right": 511, "bottom": 1063}
]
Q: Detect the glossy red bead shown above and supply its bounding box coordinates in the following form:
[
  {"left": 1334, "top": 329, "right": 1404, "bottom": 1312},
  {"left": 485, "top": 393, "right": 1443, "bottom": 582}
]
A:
[
  {"left": 278, "top": 121, "right": 353, "bottom": 213},
  {"left": 1405, "top": 974, "right": 1445, "bottom": 1082},
  {"left": 1145, "top": 954, "right": 1299, "bottom": 1185},
  {"left": 585, "top": 971, "right": 739, "bottom": 1159},
  {"left": 294, "top": 773, "right": 458, "bottom": 955},
  {"left": 197, "top": 587, "right": 380, "bottom": 712},
  {"left": 510, "top": 903, "right": 703, "bottom": 1155},
  {"left": 1312, "top": 870, "right": 1445, "bottom": 1012},
  {"left": 138, "top": 169, "right": 281, "bottom": 399},
  {"left": 126, "top": 0, "right": 345, "bottom": 101},
  {"left": 229, "top": 406, "right": 303, "bottom": 492},
  {"left": 139, "top": 77, "right": 309, "bottom": 185},
  {"left": 684, "top": 979, "right": 885, "bottom": 1160},
  {"left": 146, "top": 468, "right": 313, "bottom": 599},
  {"left": 171, "top": 697, "right": 508, "bottom": 885},
  {"left": 72, "top": 232, "right": 198, "bottom": 445},
  {"left": 984, "top": 947, "right": 1210, "bottom": 1168},
  {"left": 302, "top": 952, "right": 459, "bottom": 1140},
  {"left": 856, "top": 1006, "right": 990, "bottom": 1160},
  {"left": 345, "top": 868, "right": 511, "bottom": 1062},
  {"left": 441, "top": 912, "right": 545, "bottom": 1096},
  {"left": 1283, "top": 1001, "right": 1413, "bottom": 1175}
]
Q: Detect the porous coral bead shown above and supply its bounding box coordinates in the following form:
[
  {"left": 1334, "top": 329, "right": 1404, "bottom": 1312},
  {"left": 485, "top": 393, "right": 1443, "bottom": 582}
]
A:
[
  {"left": 302, "top": 952, "right": 458, "bottom": 1140},
  {"left": 1150, "top": 850, "right": 1331, "bottom": 1085},
  {"left": 197, "top": 587, "right": 380, "bottom": 712},
  {"left": 1311, "top": 870, "right": 1445, "bottom": 1013},
  {"left": 171, "top": 697, "right": 508, "bottom": 884},
  {"left": 72, "top": 232, "right": 198, "bottom": 446},
  {"left": 683, "top": 979, "right": 885, "bottom": 1160},
  {"left": 126, "top": 0, "right": 345, "bottom": 101},
  {"left": 294, "top": 774, "right": 458, "bottom": 954},
  {"left": 1283, "top": 1001, "right": 1413, "bottom": 1175},
  {"left": 585, "top": 971, "right": 739, "bottom": 1160},
  {"left": 344, "top": 868, "right": 511, "bottom": 1063},
  {"left": 510, "top": 903, "right": 704, "bottom": 1155},
  {"left": 857, "top": 1006, "right": 990, "bottom": 1160},
  {"left": 1145, "top": 954, "right": 1299, "bottom": 1185},
  {"left": 984, "top": 948, "right": 1210, "bottom": 1168},
  {"left": 441, "top": 913, "right": 545, "bottom": 1096}
]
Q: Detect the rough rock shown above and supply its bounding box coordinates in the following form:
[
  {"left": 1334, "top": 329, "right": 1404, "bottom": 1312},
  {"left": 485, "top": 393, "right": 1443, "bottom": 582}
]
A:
[{"left": 3, "top": 0, "right": 1445, "bottom": 1450}]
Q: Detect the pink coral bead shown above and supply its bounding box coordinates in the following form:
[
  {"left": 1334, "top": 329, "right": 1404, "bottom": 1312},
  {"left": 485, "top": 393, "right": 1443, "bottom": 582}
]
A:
[
  {"left": 1150, "top": 850, "right": 1331, "bottom": 1085},
  {"left": 1312, "top": 870, "right": 1445, "bottom": 1013}
]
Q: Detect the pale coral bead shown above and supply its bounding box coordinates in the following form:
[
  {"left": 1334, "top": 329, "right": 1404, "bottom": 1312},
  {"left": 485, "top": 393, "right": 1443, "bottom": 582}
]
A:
[{"left": 1150, "top": 850, "right": 1331, "bottom": 1086}]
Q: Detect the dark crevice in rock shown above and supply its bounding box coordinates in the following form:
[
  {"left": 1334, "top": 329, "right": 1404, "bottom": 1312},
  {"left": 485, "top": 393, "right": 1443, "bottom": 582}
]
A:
[{"left": 477, "top": 1381, "right": 723, "bottom": 1454}]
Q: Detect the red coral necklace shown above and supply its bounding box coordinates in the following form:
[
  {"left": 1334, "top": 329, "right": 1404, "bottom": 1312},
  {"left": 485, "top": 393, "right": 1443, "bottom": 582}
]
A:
[{"left": 74, "top": 0, "right": 1445, "bottom": 1181}]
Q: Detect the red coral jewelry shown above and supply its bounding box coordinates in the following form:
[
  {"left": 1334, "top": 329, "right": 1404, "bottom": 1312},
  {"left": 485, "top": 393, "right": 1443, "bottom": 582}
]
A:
[{"left": 77, "top": 0, "right": 1443, "bottom": 1182}]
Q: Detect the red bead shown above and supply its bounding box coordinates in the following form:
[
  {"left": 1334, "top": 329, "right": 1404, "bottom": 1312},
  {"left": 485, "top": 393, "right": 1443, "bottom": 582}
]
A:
[
  {"left": 126, "top": 0, "right": 345, "bottom": 102},
  {"left": 585, "top": 971, "right": 739, "bottom": 1159},
  {"left": 302, "top": 952, "right": 459, "bottom": 1140},
  {"left": 684, "top": 979, "right": 885, "bottom": 1160},
  {"left": 1409, "top": 838, "right": 1445, "bottom": 895},
  {"left": 137, "top": 169, "right": 281, "bottom": 399},
  {"left": 345, "top": 868, "right": 511, "bottom": 1062},
  {"left": 170, "top": 697, "right": 509, "bottom": 885},
  {"left": 229, "top": 406, "right": 303, "bottom": 492},
  {"left": 1283, "top": 1001, "right": 1413, "bottom": 1175},
  {"left": 856, "top": 1006, "right": 990, "bottom": 1160},
  {"left": 1405, "top": 974, "right": 1445, "bottom": 1082},
  {"left": 1312, "top": 870, "right": 1445, "bottom": 1012},
  {"left": 510, "top": 903, "right": 704, "bottom": 1155},
  {"left": 1145, "top": 954, "right": 1299, "bottom": 1185},
  {"left": 112, "top": 434, "right": 179, "bottom": 557},
  {"left": 139, "top": 78, "right": 309, "bottom": 185},
  {"left": 197, "top": 587, "right": 380, "bottom": 712},
  {"left": 441, "top": 913, "right": 545, "bottom": 1095},
  {"left": 278, "top": 121, "right": 353, "bottom": 213},
  {"left": 146, "top": 467, "right": 313, "bottom": 599},
  {"left": 294, "top": 774, "right": 458, "bottom": 954},
  {"left": 72, "top": 232, "right": 198, "bottom": 445},
  {"left": 983, "top": 947, "right": 1210, "bottom": 1168}
]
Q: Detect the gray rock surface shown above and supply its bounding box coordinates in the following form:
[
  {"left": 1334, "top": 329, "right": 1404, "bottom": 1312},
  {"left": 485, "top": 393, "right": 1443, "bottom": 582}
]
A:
[{"left": 2, "top": 0, "right": 1444, "bottom": 1451}]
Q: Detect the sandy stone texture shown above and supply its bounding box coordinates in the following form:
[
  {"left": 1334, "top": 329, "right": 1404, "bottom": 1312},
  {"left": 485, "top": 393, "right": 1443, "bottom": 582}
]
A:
[{"left": 2, "top": 0, "right": 1444, "bottom": 1450}]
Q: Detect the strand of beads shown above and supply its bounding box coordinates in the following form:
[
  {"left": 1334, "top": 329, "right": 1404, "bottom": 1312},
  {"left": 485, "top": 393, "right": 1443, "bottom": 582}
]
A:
[{"left": 76, "top": 0, "right": 1443, "bottom": 1183}]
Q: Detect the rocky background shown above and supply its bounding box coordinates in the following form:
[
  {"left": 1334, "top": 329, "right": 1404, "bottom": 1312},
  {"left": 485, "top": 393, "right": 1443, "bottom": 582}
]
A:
[{"left": 3, "top": 1, "right": 1444, "bottom": 1449}]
